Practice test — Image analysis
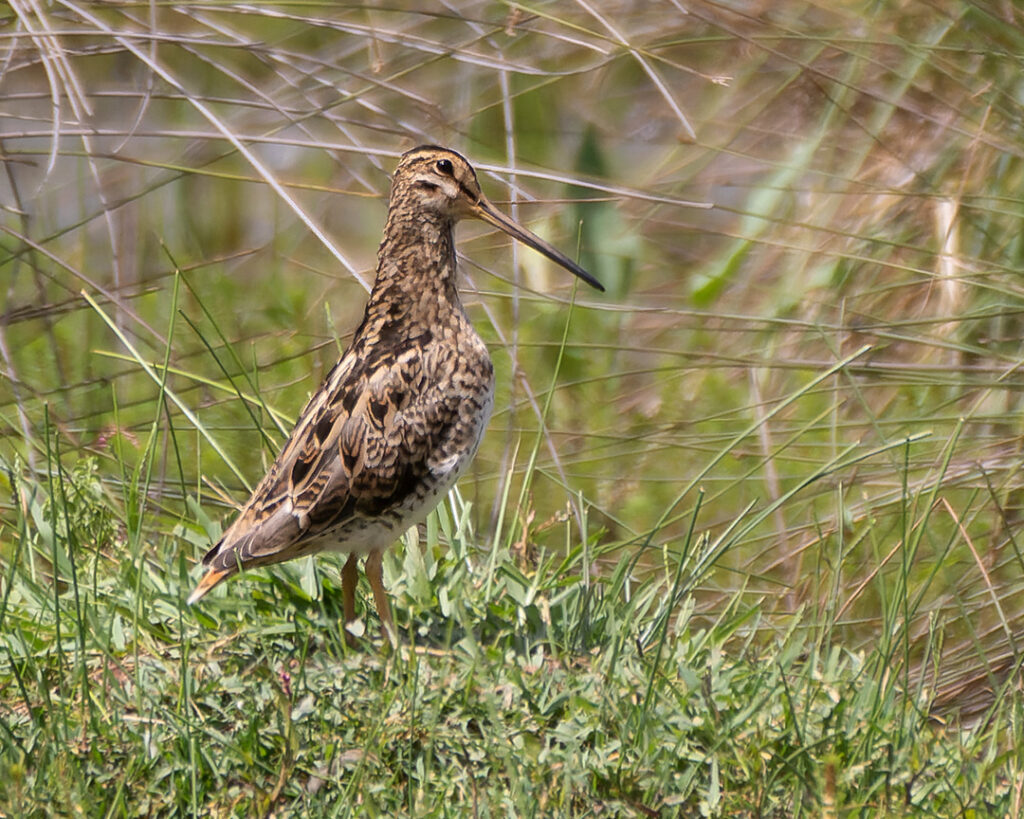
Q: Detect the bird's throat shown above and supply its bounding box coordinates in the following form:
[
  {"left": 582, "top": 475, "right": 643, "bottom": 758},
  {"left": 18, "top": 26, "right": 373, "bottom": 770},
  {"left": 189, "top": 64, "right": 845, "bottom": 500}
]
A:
[{"left": 369, "top": 211, "right": 461, "bottom": 317}]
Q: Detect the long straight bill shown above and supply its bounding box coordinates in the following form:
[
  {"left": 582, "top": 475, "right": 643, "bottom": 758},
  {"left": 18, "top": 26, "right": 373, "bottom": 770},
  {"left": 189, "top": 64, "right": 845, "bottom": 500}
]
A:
[{"left": 471, "top": 197, "right": 605, "bottom": 292}]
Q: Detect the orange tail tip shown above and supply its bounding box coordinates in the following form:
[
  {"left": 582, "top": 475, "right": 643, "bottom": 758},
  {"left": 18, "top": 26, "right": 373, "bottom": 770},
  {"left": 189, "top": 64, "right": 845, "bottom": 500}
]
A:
[{"left": 187, "top": 567, "right": 231, "bottom": 606}]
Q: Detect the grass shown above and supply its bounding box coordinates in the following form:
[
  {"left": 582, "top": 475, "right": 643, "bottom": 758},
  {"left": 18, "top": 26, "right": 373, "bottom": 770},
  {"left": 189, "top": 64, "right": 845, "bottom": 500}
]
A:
[
  {"left": 3, "top": 0, "right": 1024, "bottom": 815},
  {"left": 3, "top": 448, "right": 1022, "bottom": 816}
]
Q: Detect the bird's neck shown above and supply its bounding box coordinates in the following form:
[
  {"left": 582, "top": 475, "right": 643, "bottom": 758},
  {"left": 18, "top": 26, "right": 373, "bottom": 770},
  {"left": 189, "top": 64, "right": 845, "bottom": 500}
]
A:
[{"left": 364, "top": 208, "right": 462, "bottom": 323}]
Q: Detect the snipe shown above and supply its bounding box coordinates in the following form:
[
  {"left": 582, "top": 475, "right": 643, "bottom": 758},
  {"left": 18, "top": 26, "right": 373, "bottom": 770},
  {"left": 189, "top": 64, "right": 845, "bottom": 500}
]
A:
[{"left": 188, "top": 145, "right": 603, "bottom": 644}]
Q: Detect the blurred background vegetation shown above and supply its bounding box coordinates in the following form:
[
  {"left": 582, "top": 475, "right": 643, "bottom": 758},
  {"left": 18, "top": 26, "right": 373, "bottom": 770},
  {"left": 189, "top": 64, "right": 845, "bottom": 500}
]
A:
[{"left": 3, "top": 0, "right": 1024, "bottom": 794}]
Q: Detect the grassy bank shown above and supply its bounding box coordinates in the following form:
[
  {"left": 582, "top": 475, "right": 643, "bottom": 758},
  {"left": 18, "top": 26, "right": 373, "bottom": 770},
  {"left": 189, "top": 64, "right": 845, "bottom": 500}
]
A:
[{"left": 3, "top": 450, "right": 1020, "bottom": 815}]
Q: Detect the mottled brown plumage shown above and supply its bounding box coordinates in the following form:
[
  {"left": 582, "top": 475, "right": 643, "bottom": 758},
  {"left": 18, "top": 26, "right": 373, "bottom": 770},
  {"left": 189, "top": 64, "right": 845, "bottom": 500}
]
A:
[{"left": 188, "top": 145, "right": 603, "bottom": 643}]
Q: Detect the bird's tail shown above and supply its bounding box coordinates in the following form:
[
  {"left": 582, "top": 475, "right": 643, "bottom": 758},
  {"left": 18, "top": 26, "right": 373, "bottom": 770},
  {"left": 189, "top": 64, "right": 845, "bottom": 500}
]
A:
[{"left": 186, "top": 566, "right": 232, "bottom": 605}]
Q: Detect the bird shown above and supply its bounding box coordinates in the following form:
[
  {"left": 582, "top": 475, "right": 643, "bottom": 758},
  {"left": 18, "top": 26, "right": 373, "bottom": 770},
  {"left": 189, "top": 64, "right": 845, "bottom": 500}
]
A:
[{"left": 187, "top": 145, "right": 603, "bottom": 645}]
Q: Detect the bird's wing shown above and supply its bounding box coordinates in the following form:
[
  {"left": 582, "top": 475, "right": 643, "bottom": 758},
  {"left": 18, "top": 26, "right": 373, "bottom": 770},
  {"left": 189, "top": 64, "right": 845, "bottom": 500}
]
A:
[{"left": 200, "top": 332, "right": 463, "bottom": 574}]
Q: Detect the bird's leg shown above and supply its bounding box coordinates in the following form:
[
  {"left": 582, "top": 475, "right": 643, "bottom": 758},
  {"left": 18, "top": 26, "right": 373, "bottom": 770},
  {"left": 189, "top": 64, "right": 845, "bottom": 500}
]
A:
[
  {"left": 364, "top": 549, "right": 397, "bottom": 648},
  {"left": 341, "top": 552, "right": 359, "bottom": 648}
]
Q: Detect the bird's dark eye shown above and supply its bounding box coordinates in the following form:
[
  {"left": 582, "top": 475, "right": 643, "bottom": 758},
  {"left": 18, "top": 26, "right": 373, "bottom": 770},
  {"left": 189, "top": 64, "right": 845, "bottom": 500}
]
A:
[{"left": 435, "top": 158, "right": 454, "bottom": 176}]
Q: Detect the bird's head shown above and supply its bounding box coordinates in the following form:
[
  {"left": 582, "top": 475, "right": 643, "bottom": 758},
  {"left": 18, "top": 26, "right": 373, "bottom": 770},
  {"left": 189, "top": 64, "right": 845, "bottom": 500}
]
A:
[{"left": 392, "top": 145, "right": 604, "bottom": 292}]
